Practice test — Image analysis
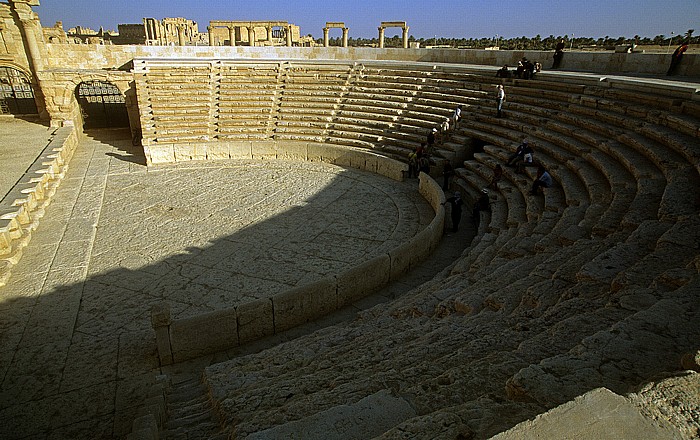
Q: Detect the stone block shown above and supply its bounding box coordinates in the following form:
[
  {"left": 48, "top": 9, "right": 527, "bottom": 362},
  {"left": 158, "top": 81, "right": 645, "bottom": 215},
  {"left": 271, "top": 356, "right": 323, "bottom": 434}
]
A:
[
  {"left": 376, "top": 156, "right": 407, "bottom": 181},
  {"left": 410, "top": 227, "right": 434, "bottom": 265},
  {"left": 237, "top": 298, "right": 274, "bottom": 344},
  {"left": 169, "top": 308, "right": 238, "bottom": 363},
  {"left": 277, "top": 141, "right": 308, "bottom": 161},
  {"left": 148, "top": 144, "right": 175, "bottom": 164},
  {"left": 206, "top": 141, "right": 230, "bottom": 160},
  {"left": 229, "top": 141, "right": 253, "bottom": 159},
  {"left": 272, "top": 276, "right": 337, "bottom": 333},
  {"left": 252, "top": 141, "right": 280, "bottom": 160},
  {"left": 388, "top": 241, "right": 413, "bottom": 281},
  {"left": 337, "top": 254, "right": 391, "bottom": 306},
  {"left": 127, "top": 414, "right": 158, "bottom": 440},
  {"left": 307, "top": 142, "right": 344, "bottom": 163},
  {"left": 173, "top": 143, "right": 202, "bottom": 162}
]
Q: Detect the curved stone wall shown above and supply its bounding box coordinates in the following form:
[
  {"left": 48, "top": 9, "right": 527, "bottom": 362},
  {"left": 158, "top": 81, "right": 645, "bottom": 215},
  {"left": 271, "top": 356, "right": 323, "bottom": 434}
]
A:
[{"left": 151, "top": 144, "right": 446, "bottom": 364}]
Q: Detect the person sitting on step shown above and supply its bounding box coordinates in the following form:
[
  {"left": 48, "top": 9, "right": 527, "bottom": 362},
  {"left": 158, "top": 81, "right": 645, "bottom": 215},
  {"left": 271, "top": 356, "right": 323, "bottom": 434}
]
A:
[{"left": 530, "top": 166, "right": 553, "bottom": 195}]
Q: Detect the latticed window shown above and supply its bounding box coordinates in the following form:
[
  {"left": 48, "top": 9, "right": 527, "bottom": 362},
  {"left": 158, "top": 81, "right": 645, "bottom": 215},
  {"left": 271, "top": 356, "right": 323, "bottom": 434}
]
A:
[
  {"left": 0, "top": 67, "right": 37, "bottom": 115},
  {"left": 76, "top": 80, "right": 129, "bottom": 128}
]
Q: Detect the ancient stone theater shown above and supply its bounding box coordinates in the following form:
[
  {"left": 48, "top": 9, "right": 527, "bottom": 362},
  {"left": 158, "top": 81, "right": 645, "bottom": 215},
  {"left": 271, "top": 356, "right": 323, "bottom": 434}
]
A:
[{"left": 0, "top": 0, "right": 698, "bottom": 439}]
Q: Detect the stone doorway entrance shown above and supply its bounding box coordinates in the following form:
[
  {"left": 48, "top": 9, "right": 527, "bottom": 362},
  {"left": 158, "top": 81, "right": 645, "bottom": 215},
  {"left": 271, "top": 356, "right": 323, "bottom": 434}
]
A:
[
  {"left": 76, "top": 80, "right": 129, "bottom": 129},
  {"left": 0, "top": 66, "right": 38, "bottom": 115}
]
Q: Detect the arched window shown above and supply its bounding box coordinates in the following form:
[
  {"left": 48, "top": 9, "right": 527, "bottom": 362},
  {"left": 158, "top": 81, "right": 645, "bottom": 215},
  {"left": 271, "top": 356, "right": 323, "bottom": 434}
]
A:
[
  {"left": 76, "top": 80, "right": 129, "bottom": 129},
  {"left": 0, "top": 67, "right": 38, "bottom": 115}
]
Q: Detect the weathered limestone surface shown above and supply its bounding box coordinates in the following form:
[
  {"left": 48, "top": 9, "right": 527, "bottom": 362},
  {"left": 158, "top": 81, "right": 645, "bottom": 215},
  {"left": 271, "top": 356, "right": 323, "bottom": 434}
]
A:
[
  {"left": 491, "top": 387, "right": 682, "bottom": 440},
  {"left": 0, "top": 128, "right": 434, "bottom": 438}
]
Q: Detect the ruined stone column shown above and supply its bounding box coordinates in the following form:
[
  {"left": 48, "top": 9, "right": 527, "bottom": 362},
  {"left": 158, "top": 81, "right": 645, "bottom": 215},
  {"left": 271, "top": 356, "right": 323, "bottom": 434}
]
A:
[
  {"left": 285, "top": 26, "right": 292, "bottom": 46},
  {"left": 378, "top": 26, "right": 385, "bottom": 48},
  {"left": 177, "top": 25, "right": 185, "bottom": 46},
  {"left": 12, "top": 1, "right": 44, "bottom": 71},
  {"left": 266, "top": 26, "right": 273, "bottom": 43},
  {"left": 248, "top": 26, "right": 255, "bottom": 46},
  {"left": 402, "top": 26, "right": 409, "bottom": 48},
  {"left": 228, "top": 26, "right": 236, "bottom": 46},
  {"left": 342, "top": 28, "right": 349, "bottom": 48},
  {"left": 323, "top": 27, "right": 329, "bottom": 47},
  {"left": 208, "top": 26, "right": 215, "bottom": 46}
]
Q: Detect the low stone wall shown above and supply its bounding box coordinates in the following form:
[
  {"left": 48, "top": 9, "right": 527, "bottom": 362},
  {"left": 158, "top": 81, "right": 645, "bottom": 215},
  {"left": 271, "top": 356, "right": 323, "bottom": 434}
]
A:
[
  {"left": 45, "top": 44, "right": 700, "bottom": 77},
  {"left": 0, "top": 124, "right": 80, "bottom": 286},
  {"left": 147, "top": 140, "right": 408, "bottom": 181},
  {"left": 151, "top": 166, "right": 445, "bottom": 365}
]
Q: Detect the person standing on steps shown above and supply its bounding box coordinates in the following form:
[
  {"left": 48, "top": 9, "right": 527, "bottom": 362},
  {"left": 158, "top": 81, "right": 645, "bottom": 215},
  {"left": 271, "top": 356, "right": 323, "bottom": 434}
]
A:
[
  {"left": 443, "top": 191, "right": 464, "bottom": 232},
  {"left": 472, "top": 189, "right": 490, "bottom": 224},
  {"left": 552, "top": 38, "right": 565, "bottom": 68},
  {"left": 496, "top": 85, "right": 506, "bottom": 118},
  {"left": 667, "top": 40, "right": 689, "bottom": 75},
  {"left": 452, "top": 104, "right": 463, "bottom": 129}
]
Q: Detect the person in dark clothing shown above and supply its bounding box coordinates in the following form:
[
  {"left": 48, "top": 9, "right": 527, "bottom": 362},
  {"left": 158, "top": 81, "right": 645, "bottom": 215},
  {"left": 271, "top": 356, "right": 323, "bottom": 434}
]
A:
[
  {"left": 530, "top": 166, "right": 553, "bottom": 195},
  {"left": 418, "top": 153, "right": 431, "bottom": 175},
  {"left": 667, "top": 41, "right": 689, "bottom": 75},
  {"left": 472, "top": 189, "right": 490, "bottom": 224},
  {"left": 552, "top": 39, "right": 565, "bottom": 68},
  {"left": 506, "top": 140, "right": 530, "bottom": 167},
  {"left": 427, "top": 128, "right": 437, "bottom": 150},
  {"left": 443, "top": 191, "right": 464, "bottom": 232},
  {"left": 442, "top": 160, "right": 454, "bottom": 190},
  {"left": 489, "top": 164, "right": 503, "bottom": 190}
]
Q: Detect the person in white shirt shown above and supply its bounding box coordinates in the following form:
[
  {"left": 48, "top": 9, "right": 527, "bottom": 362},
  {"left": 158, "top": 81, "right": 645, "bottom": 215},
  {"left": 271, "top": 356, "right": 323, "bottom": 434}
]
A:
[
  {"left": 496, "top": 85, "right": 505, "bottom": 117},
  {"left": 452, "top": 104, "right": 462, "bottom": 128}
]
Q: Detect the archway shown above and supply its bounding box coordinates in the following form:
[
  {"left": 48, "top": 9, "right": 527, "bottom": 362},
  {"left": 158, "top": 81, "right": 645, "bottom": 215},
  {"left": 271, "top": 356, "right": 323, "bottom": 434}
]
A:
[
  {"left": 0, "top": 66, "right": 38, "bottom": 115},
  {"left": 76, "top": 80, "right": 129, "bottom": 129}
]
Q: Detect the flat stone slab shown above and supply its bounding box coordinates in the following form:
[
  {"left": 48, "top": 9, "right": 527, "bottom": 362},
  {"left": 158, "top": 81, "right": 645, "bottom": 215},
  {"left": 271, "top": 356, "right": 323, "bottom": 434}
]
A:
[
  {"left": 247, "top": 389, "right": 417, "bottom": 440},
  {"left": 490, "top": 387, "right": 682, "bottom": 440}
]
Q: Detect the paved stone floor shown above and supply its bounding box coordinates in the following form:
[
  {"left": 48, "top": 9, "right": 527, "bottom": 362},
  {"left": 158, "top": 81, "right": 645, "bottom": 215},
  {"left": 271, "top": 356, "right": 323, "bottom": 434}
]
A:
[
  {"left": 0, "top": 127, "right": 442, "bottom": 438},
  {"left": 0, "top": 116, "right": 53, "bottom": 201}
]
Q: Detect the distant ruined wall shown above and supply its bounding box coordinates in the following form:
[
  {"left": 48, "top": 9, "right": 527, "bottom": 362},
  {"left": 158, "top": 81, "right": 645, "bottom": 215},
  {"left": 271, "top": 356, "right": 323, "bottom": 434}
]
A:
[{"left": 43, "top": 44, "right": 700, "bottom": 77}]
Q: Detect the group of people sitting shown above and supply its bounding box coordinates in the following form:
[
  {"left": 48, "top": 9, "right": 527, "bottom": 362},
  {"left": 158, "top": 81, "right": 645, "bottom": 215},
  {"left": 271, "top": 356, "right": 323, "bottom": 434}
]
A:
[
  {"left": 496, "top": 58, "right": 542, "bottom": 79},
  {"left": 463, "top": 139, "right": 554, "bottom": 229}
]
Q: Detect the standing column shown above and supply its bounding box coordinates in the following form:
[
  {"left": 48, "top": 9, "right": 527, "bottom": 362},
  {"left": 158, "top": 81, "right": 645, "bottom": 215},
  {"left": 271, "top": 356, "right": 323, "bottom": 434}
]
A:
[
  {"left": 378, "top": 27, "right": 385, "bottom": 48},
  {"left": 342, "top": 28, "right": 349, "bottom": 47},
  {"left": 228, "top": 26, "right": 236, "bottom": 46},
  {"left": 266, "top": 26, "right": 273, "bottom": 43},
  {"left": 402, "top": 26, "right": 409, "bottom": 48},
  {"left": 248, "top": 26, "right": 255, "bottom": 46},
  {"left": 208, "top": 26, "right": 215, "bottom": 46},
  {"left": 323, "top": 28, "right": 329, "bottom": 47},
  {"left": 13, "top": 4, "right": 44, "bottom": 71},
  {"left": 177, "top": 25, "right": 185, "bottom": 46},
  {"left": 285, "top": 26, "right": 292, "bottom": 46}
]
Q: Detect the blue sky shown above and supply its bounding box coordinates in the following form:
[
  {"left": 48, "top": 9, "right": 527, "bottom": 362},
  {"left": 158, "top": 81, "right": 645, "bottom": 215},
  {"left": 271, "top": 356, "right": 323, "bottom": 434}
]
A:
[{"left": 35, "top": 0, "right": 699, "bottom": 40}]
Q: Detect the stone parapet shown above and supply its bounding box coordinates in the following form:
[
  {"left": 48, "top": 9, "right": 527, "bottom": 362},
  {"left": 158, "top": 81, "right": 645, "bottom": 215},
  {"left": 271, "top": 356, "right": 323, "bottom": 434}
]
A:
[
  {"left": 44, "top": 44, "right": 700, "bottom": 78},
  {"left": 151, "top": 166, "right": 444, "bottom": 365},
  {"left": 0, "top": 124, "right": 80, "bottom": 286}
]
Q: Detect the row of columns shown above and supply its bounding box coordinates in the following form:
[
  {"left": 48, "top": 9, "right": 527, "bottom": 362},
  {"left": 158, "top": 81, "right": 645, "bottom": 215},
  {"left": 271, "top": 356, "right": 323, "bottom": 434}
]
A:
[{"left": 206, "top": 25, "right": 293, "bottom": 47}]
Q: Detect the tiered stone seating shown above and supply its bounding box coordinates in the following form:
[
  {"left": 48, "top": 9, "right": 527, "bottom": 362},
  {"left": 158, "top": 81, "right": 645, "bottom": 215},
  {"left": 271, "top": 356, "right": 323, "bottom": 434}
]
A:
[
  {"left": 136, "top": 63, "right": 214, "bottom": 144},
  {"left": 149, "top": 66, "right": 699, "bottom": 439},
  {"left": 218, "top": 64, "right": 279, "bottom": 140}
]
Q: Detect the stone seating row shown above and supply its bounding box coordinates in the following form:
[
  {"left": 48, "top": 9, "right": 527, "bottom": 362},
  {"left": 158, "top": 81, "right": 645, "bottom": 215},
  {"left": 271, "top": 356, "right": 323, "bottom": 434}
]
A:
[
  {"left": 0, "top": 125, "right": 79, "bottom": 286},
  {"left": 466, "top": 91, "right": 698, "bottom": 224},
  {"left": 185, "top": 69, "right": 698, "bottom": 439}
]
